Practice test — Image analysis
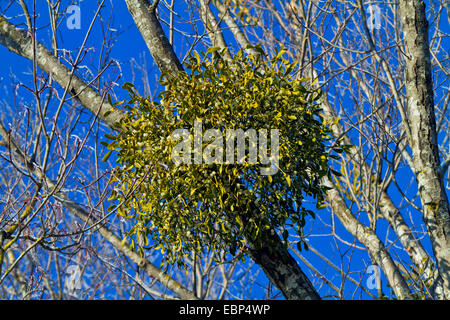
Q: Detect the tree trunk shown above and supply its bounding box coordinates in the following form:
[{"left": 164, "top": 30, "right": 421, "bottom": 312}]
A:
[
  {"left": 124, "top": 0, "right": 184, "bottom": 76},
  {"left": 399, "top": 0, "right": 450, "bottom": 299},
  {"left": 241, "top": 200, "right": 320, "bottom": 300},
  {"left": 246, "top": 229, "right": 321, "bottom": 300}
]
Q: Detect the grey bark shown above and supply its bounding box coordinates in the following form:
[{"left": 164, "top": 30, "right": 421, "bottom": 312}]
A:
[
  {"left": 242, "top": 201, "right": 320, "bottom": 300},
  {"left": 124, "top": 0, "right": 184, "bottom": 76},
  {"left": 246, "top": 230, "right": 321, "bottom": 300},
  {"left": 399, "top": 0, "right": 450, "bottom": 299},
  {"left": 322, "top": 176, "right": 414, "bottom": 299},
  {"left": 321, "top": 89, "right": 441, "bottom": 295},
  {"left": 198, "top": 0, "right": 232, "bottom": 61},
  {"left": 210, "top": 0, "right": 259, "bottom": 57},
  {"left": 317, "top": 14, "right": 443, "bottom": 292},
  {"left": 288, "top": 8, "right": 441, "bottom": 296}
]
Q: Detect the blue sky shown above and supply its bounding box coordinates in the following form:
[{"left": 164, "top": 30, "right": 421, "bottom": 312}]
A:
[{"left": 0, "top": 0, "right": 449, "bottom": 299}]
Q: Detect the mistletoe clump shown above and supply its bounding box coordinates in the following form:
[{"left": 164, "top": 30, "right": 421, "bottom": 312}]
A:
[{"left": 106, "top": 47, "right": 340, "bottom": 265}]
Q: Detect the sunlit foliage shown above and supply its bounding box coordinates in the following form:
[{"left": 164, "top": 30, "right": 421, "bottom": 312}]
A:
[{"left": 105, "top": 47, "right": 342, "bottom": 265}]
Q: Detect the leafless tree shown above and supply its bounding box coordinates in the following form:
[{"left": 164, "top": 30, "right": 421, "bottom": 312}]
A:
[{"left": 0, "top": 0, "right": 448, "bottom": 300}]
